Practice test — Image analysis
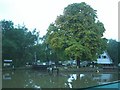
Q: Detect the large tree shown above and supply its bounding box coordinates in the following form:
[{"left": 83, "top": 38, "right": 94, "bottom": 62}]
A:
[
  {"left": 46, "top": 2, "right": 107, "bottom": 68},
  {"left": 2, "top": 20, "right": 39, "bottom": 67}
]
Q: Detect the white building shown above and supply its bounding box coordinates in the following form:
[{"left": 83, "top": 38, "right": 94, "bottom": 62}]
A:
[{"left": 97, "top": 51, "right": 113, "bottom": 65}]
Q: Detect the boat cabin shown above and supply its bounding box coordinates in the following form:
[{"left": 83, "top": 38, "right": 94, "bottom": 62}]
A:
[{"left": 97, "top": 51, "right": 113, "bottom": 67}]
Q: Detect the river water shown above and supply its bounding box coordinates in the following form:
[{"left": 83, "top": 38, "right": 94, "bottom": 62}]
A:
[{"left": 2, "top": 69, "right": 119, "bottom": 88}]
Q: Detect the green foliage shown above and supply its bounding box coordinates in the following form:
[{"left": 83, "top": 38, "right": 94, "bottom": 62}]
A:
[
  {"left": 46, "top": 2, "right": 107, "bottom": 63},
  {"left": 107, "top": 39, "right": 120, "bottom": 65},
  {"left": 2, "top": 20, "right": 40, "bottom": 67}
]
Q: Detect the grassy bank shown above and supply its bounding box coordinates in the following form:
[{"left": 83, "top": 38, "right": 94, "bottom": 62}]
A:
[
  {"left": 58, "top": 66, "right": 119, "bottom": 73},
  {"left": 2, "top": 66, "right": 32, "bottom": 71},
  {"left": 2, "top": 66, "right": 119, "bottom": 73}
]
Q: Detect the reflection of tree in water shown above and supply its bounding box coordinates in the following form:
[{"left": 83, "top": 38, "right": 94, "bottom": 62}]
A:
[
  {"left": 2, "top": 71, "right": 13, "bottom": 88},
  {"left": 47, "top": 74, "right": 68, "bottom": 88},
  {"left": 3, "top": 70, "right": 29, "bottom": 88},
  {"left": 24, "top": 70, "right": 51, "bottom": 88},
  {"left": 3, "top": 70, "right": 119, "bottom": 88},
  {"left": 65, "top": 74, "right": 76, "bottom": 88},
  {"left": 110, "top": 73, "right": 119, "bottom": 81},
  {"left": 24, "top": 71, "right": 68, "bottom": 88},
  {"left": 67, "top": 73, "right": 98, "bottom": 88},
  {"left": 94, "top": 73, "right": 119, "bottom": 85}
]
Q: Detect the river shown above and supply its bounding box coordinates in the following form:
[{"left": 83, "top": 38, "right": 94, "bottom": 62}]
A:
[{"left": 2, "top": 69, "right": 119, "bottom": 88}]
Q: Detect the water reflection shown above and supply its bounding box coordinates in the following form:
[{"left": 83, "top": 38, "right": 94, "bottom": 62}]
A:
[
  {"left": 67, "top": 74, "right": 77, "bottom": 88},
  {"left": 2, "top": 70, "right": 119, "bottom": 88}
]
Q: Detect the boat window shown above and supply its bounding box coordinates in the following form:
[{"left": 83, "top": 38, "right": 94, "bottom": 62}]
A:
[
  {"left": 98, "top": 56, "right": 101, "bottom": 58},
  {"left": 103, "top": 56, "right": 106, "bottom": 58}
]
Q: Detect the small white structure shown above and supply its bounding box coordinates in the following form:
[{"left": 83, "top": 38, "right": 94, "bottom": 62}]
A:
[
  {"left": 97, "top": 51, "right": 113, "bottom": 65},
  {"left": 3, "top": 60, "right": 13, "bottom": 67}
]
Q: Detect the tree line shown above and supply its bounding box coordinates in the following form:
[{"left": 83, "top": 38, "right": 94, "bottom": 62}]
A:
[
  {"left": 1, "top": 2, "right": 120, "bottom": 67},
  {"left": 1, "top": 20, "right": 64, "bottom": 67},
  {"left": 2, "top": 20, "right": 39, "bottom": 67},
  {"left": 107, "top": 39, "right": 120, "bottom": 65}
]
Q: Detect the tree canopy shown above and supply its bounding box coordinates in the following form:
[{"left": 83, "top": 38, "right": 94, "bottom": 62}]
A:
[
  {"left": 2, "top": 20, "right": 40, "bottom": 66},
  {"left": 2, "top": 20, "right": 65, "bottom": 67},
  {"left": 45, "top": 2, "right": 107, "bottom": 67},
  {"left": 107, "top": 39, "right": 120, "bottom": 65}
]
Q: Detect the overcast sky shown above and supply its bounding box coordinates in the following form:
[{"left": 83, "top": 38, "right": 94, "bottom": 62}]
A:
[{"left": 0, "top": 0, "right": 119, "bottom": 40}]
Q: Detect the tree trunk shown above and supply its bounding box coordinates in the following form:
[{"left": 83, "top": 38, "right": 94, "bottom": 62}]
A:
[{"left": 76, "top": 57, "right": 80, "bottom": 68}]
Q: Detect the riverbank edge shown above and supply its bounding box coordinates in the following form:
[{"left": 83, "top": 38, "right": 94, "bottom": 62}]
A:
[{"left": 2, "top": 66, "right": 119, "bottom": 73}]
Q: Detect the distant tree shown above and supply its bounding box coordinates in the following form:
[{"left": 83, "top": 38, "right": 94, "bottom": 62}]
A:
[
  {"left": 46, "top": 2, "right": 107, "bottom": 68},
  {"left": 1, "top": 20, "right": 39, "bottom": 67},
  {"left": 107, "top": 39, "right": 119, "bottom": 65}
]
